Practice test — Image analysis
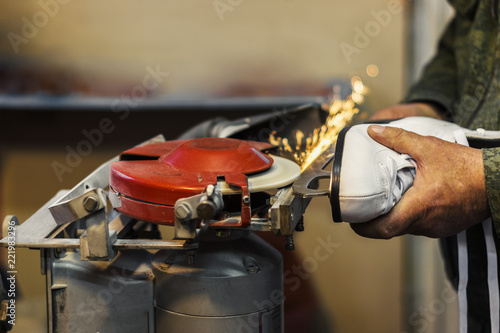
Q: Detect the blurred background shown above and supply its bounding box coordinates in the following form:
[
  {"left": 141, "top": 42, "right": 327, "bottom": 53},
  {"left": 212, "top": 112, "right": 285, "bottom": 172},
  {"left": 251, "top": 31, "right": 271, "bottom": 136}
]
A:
[{"left": 1, "top": 0, "right": 457, "bottom": 332}]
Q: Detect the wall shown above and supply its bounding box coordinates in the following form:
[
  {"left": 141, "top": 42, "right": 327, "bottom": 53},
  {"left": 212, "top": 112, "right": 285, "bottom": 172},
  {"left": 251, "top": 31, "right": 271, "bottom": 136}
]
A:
[{"left": 1, "top": 0, "right": 405, "bottom": 107}]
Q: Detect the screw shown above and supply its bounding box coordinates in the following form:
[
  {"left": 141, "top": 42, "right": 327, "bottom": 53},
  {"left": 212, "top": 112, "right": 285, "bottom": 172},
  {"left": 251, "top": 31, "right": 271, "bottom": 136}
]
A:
[
  {"left": 285, "top": 234, "right": 295, "bottom": 251},
  {"left": 175, "top": 203, "right": 192, "bottom": 220},
  {"left": 197, "top": 201, "right": 216, "bottom": 219},
  {"left": 295, "top": 217, "right": 305, "bottom": 232},
  {"left": 243, "top": 195, "right": 250, "bottom": 204},
  {"left": 83, "top": 196, "right": 99, "bottom": 212}
]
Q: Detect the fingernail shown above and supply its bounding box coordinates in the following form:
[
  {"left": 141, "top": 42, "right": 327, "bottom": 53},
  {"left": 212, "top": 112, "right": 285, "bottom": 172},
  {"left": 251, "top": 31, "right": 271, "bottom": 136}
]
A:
[{"left": 370, "top": 125, "right": 385, "bottom": 134}]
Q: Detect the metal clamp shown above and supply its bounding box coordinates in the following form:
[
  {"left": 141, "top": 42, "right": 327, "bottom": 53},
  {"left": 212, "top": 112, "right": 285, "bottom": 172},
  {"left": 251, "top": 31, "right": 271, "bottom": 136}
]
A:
[
  {"left": 174, "top": 185, "right": 224, "bottom": 240},
  {"left": 49, "top": 188, "right": 115, "bottom": 261},
  {"left": 48, "top": 188, "right": 106, "bottom": 225},
  {"left": 292, "top": 145, "right": 335, "bottom": 198}
]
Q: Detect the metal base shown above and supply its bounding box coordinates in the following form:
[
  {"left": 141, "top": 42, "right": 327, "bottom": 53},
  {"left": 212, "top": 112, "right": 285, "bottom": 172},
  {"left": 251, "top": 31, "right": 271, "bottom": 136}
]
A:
[
  {"left": 45, "top": 231, "right": 283, "bottom": 333},
  {"left": 47, "top": 249, "right": 154, "bottom": 333},
  {"left": 152, "top": 230, "right": 284, "bottom": 333}
]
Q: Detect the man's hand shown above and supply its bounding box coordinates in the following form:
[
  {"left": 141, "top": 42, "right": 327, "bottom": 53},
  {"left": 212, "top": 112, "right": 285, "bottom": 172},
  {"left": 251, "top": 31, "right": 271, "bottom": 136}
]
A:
[
  {"left": 350, "top": 125, "right": 490, "bottom": 239},
  {"left": 369, "top": 103, "right": 445, "bottom": 121}
]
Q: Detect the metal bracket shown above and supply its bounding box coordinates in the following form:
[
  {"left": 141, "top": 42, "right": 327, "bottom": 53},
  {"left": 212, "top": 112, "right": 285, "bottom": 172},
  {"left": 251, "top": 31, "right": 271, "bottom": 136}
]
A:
[
  {"left": 48, "top": 188, "right": 115, "bottom": 261},
  {"left": 173, "top": 185, "right": 223, "bottom": 240},
  {"left": 48, "top": 188, "right": 106, "bottom": 225},
  {"left": 269, "top": 186, "right": 309, "bottom": 236},
  {"left": 292, "top": 145, "right": 334, "bottom": 198}
]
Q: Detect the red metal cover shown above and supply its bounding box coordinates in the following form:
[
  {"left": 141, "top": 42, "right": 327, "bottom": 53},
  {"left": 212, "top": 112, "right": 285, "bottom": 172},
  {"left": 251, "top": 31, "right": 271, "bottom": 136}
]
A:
[{"left": 110, "top": 138, "right": 274, "bottom": 224}]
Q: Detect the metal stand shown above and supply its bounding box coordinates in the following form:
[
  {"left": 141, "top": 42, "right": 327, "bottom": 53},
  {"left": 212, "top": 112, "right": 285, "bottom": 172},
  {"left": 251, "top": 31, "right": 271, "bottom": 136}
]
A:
[{"left": 153, "top": 230, "right": 283, "bottom": 333}]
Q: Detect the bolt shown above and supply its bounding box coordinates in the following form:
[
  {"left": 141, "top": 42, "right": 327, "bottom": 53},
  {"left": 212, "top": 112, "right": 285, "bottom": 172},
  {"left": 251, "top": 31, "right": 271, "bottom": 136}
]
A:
[
  {"left": 197, "top": 201, "right": 216, "bottom": 219},
  {"left": 175, "top": 203, "right": 192, "bottom": 220},
  {"left": 243, "top": 195, "right": 251, "bottom": 204},
  {"left": 285, "top": 234, "right": 295, "bottom": 251},
  {"left": 295, "top": 217, "right": 305, "bottom": 232},
  {"left": 83, "top": 196, "right": 99, "bottom": 212}
]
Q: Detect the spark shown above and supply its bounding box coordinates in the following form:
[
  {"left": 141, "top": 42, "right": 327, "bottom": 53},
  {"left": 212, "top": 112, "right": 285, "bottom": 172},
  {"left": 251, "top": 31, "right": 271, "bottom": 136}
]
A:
[{"left": 270, "top": 77, "right": 366, "bottom": 171}]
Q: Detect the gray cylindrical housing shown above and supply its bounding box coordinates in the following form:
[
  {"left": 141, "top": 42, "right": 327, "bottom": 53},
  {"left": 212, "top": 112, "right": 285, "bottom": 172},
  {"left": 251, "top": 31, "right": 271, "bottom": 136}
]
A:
[{"left": 152, "top": 230, "right": 283, "bottom": 332}]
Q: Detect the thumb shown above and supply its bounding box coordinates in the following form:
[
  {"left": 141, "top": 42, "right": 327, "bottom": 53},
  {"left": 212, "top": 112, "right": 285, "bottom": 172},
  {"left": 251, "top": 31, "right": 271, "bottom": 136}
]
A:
[{"left": 367, "top": 125, "right": 422, "bottom": 157}]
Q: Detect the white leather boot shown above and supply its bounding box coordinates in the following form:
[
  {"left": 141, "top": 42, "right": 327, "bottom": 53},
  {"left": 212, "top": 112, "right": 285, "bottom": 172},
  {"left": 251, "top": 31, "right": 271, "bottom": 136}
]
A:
[{"left": 330, "top": 116, "right": 500, "bottom": 223}]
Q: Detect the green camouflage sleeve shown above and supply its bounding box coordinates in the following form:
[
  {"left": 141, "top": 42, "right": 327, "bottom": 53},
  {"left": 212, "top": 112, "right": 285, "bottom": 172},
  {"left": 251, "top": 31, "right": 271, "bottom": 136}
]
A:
[
  {"left": 403, "top": 18, "right": 458, "bottom": 113},
  {"left": 482, "top": 148, "right": 500, "bottom": 235}
]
